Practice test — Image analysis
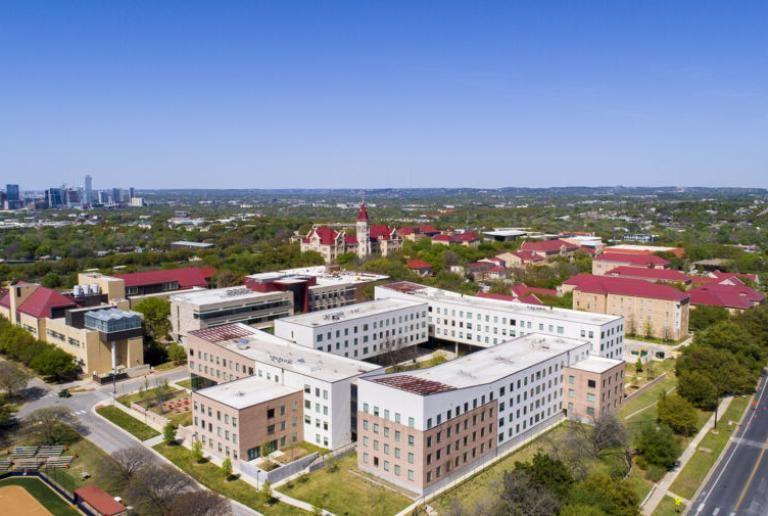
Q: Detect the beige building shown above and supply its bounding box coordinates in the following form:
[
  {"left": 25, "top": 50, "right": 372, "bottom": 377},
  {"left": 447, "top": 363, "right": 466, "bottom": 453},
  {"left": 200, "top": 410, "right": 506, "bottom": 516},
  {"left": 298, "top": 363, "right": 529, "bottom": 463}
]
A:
[
  {"left": 563, "top": 274, "right": 690, "bottom": 341},
  {"left": 192, "top": 376, "right": 304, "bottom": 462},
  {"left": 563, "top": 357, "right": 625, "bottom": 422}
]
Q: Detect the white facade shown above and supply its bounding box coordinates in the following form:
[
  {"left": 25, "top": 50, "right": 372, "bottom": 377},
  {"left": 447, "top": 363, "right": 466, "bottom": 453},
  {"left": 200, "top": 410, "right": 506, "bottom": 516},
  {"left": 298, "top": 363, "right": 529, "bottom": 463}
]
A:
[
  {"left": 274, "top": 298, "right": 429, "bottom": 361},
  {"left": 375, "top": 282, "right": 624, "bottom": 359},
  {"left": 171, "top": 287, "right": 293, "bottom": 344}
]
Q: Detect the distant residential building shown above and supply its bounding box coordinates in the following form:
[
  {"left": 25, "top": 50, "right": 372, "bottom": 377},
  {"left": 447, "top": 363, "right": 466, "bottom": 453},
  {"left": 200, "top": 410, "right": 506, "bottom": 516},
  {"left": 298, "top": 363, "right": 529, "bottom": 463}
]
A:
[
  {"left": 171, "top": 286, "right": 293, "bottom": 344},
  {"left": 399, "top": 225, "right": 441, "bottom": 242},
  {"left": 274, "top": 298, "right": 429, "bottom": 361},
  {"left": 299, "top": 203, "right": 402, "bottom": 263},
  {"left": 494, "top": 250, "right": 545, "bottom": 268},
  {"left": 482, "top": 228, "right": 527, "bottom": 242},
  {"left": 407, "top": 259, "right": 433, "bottom": 277},
  {"left": 519, "top": 238, "right": 579, "bottom": 258},
  {"left": 605, "top": 266, "right": 691, "bottom": 285},
  {"left": 604, "top": 244, "right": 685, "bottom": 258},
  {"left": 430, "top": 231, "right": 480, "bottom": 247},
  {"left": 562, "top": 274, "right": 689, "bottom": 341},
  {"left": 688, "top": 276, "right": 765, "bottom": 313}
]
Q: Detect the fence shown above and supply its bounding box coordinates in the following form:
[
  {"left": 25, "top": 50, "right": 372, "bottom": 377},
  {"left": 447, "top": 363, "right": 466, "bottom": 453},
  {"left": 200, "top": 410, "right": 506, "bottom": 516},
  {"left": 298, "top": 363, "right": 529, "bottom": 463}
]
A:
[
  {"left": 624, "top": 372, "right": 670, "bottom": 402},
  {"left": 239, "top": 452, "right": 320, "bottom": 485}
]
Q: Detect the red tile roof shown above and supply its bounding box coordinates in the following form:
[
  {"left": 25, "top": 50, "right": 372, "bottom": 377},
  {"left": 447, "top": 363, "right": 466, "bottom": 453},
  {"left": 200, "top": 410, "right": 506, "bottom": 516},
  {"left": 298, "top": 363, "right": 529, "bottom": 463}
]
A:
[
  {"left": 512, "top": 250, "right": 545, "bottom": 262},
  {"left": 373, "top": 375, "right": 455, "bottom": 395},
  {"left": 564, "top": 274, "right": 689, "bottom": 302},
  {"left": 711, "top": 270, "right": 759, "bottom": 283},
  {"left": 407, "top": 259, "right": 433, "bottom": 270},
  {"left": 521, "top": 239, "right": 579, "bottom": 254},
  {"left": 399, "top": 225, "right": 440, "bottom": 236},
  {"left": 432, "top": 234, "right": 453, "bottom": 242},
  {"left": 17, "top": 287, "right": 78, "bottom": 318},
  {"left": 115, "top": 267, "right": 215, "bottom": 289},
  {"left": 356, "top": 203, "right": 369, "bottom": 221},
  {"left": 370, "top": 224, "right": 396, "bottom": 240},
  {"left": 0, "top": 288, "right": 8, "bottom": 308},
  {"left": 74, "top": 486, "right": 126, "bottom": 516},
  {"left": 596, "top": 252, "right": 669, "bottom": 267},
  {"left": 476, "top": 292, "right": 543, "bottom": 306},
  {"left": 303, "top": 226, "right": 341, "bottom": 245},
  {"left": 606, "top": 266, "right": 690, "bottom": 282},
  {"left": 688, "top": 283, "right": 765, "bottom": 310},
  {"left": 510, "top": 283, "right": 557, "bottom": 298}
]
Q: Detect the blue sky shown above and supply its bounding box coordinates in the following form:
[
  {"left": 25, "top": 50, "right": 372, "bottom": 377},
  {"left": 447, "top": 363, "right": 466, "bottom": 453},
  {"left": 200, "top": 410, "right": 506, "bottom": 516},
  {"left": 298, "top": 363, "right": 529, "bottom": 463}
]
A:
[{"left": 1, "top": 1, "right": 766, "bottom": 189}]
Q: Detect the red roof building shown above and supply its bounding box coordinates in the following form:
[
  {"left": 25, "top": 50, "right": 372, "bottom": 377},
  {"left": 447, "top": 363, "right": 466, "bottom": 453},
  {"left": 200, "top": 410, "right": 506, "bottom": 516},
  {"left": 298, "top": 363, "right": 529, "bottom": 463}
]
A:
[
  {"left": 74, "top": 486, "right": 127, "bottom": 516},
  {"left": 605, "top": 266, "right": 691, "bottom": 284},
  {"left": 16, "top": 286, "right": 78, "bottom": 318},
  {"left": 407, "top": 259, "right": 434, "bottom": 276},
  {"left": 688, "top": 278, "right": 765, "bottom": 311},
  {"left": 520, "top": 239, "right": 579, "bottom": 258},
  {"left": 510, "top": 283, "right": 558, "bottom": 298},
  {"left": 593, "top": 252, "right": 669, "bottom": 275},
  {"left": 431, "top": 231, "right": 480, "bottom": 247},
  {"left": 115, "top": 266, "right": 215, "bottom": 296},
  {"left": 476, "top": 291, "right": 543, "bottom": 306}
]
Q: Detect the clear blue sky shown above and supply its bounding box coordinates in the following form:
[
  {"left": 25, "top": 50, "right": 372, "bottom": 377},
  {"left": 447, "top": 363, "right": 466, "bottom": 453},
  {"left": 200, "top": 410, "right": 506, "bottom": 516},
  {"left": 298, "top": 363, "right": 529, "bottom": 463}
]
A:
[{"left": 1, "top": 1, "right": 765, "bottom": 190}]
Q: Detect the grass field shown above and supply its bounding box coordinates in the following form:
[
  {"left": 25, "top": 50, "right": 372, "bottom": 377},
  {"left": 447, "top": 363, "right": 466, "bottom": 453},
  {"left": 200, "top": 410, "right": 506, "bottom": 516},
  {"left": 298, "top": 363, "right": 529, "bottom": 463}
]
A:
[
  {"left": 0, "top": 477, "right": 80, "bottom": 516},
  {"left": 620, "top": 373, "right": 677, "bottom": 421},
  {"left": 176, "top": 378, "right": 193, "bottom": 390},
  {"left": 96, "top": 405, "right": 160, "bottom": 441},
  {"left": 154, "top": 443, "right": 305, "bottom": 515},
  {"left": 653, "top": 494, "right": 685, "bottom": 515},
  {"left": 278, "top": 453, "right": 412, "bottom": 516},
  {"left": 669, "top": 396, "right": 750, "bottom": 499}
]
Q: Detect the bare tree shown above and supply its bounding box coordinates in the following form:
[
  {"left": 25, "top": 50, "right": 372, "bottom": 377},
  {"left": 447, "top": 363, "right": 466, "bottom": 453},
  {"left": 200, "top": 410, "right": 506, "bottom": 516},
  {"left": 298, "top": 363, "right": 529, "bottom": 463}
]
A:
[
  {"left": 499, "top": 469, "right": 560, "bottom": 516},
  {"left": 548, "top": 424, "right": 594, "bottom": 480},
  {"left": 167, "top": 490, "right": 232, "bottom": 516},
  {"left": 25, "top": 406, "right": 80, "bottom": 445},
  {"left": 0, "top": 361, "right": 30, "bottom": 398},
  {"left": 125, "top": 463, "right": 195, "bottom": 515},
  {"left": 592, "top": 412, "right": 632, "bottom": 474},
  {"left": 100, "top": 446, "right": 155, "bottom": 487}
]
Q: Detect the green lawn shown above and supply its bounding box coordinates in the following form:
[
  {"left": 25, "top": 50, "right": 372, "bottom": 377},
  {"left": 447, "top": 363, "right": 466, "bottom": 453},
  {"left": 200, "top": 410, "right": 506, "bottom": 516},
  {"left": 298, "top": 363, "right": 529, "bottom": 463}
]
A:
[
  {"left": 278, "top": 453, "right": 412, "bottom": 516},
  {"left": 176, "top": 378, "right": 193, "bottom": 390},
  {"left": 154, "top": 443, "right": 305, "bottom": 516},
  {"left": 273, "top": 441, "right": 328, "bottom": 464},
  {"left": 621, "top": 374, "right": 677, "bottom": 421},
  {"left": 0, "top": 477, "right": 80, "bottom": 516},
  {"left": 154, "top": 361, "right": 183, "bottom": 371},
  {"left": 96, "top": 405, "right": 160, "bottom": 441},
  {"left": 653, "top": 494, "right": 686, "bottom": 515},
  {"left": 669, "top": 396, "right": 750, "bottom": 499},
  {"left": 46, "top": 436, "right": 120, "bottom": 494}
]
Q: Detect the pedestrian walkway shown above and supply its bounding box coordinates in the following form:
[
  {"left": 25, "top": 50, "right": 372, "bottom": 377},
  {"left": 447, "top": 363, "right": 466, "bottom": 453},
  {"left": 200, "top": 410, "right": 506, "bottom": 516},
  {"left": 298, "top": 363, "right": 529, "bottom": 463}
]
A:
[{"left": 641, "top": 396, "right": 733, "bottom": 515}]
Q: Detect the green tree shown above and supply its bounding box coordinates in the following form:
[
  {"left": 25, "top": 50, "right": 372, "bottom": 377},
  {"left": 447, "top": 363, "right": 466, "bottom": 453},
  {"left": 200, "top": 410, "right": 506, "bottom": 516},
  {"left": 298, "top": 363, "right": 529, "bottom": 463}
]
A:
[
  {"left": 657, "top": 393, "right": 698, "bottom": 436},
  {"left": 221, "top": 457, "right": 233, "bottom": 478},
  {"left": 192, "top": 439, "right": 204, "bottom": 462},
  {"left": 40, "top": 271, "right": 62, "bottom": 288},
  {"left": 0, "top": 361, "right": 31, "bottom": 398},
  {"left": 163, "top": 422, "right": 177, "bottom": 445},
  {"left": 635, "top": 358, "right": 643, "bottom": 374},
  {"left": 261, "top": 481, "right": 275, "bottom": 504},
  {"left": 689, "top": 305, "right": 729, "bottom": 332},
  {"left": 0, "top": 395, "right": 16, "bottom": 428},
  {"left": 29, "top": 348, "right": 78, "bottom": 381},
  {"left": 167, "top": 343, "right": 187, "bottom": 365},
  {"left": 513, "top": 451, "right": 574, "bottom": 502},
  {"left": 567, "top": 471, "right": 640, "bottom": 516},
  {"left": 635, "top": 424, "right": 681, "bottom": 470},
  {"left": 133, "top": 297, "right": 171, "bottom": 342}
]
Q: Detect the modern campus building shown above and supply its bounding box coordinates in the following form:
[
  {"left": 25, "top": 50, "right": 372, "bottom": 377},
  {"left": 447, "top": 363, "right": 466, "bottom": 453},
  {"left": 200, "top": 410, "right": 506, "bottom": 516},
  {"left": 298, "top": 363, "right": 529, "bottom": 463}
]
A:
[
  {"left": 592, "top": 252, "right": 670, "bottom": 276},
  {"left": 356, "top": 333, "right": 623, "bottom": 495},
  {"left": 561, "top": 274, "right": 690, "bottom": 341},
  {"left": 375, "top": 282, "right": 625, "bottom": 360},
  {"left": 0, "top": 282, "right": 144, "bottom": 376},
  {"left": 273, "top": 298, "right": 429, "bottom": 361},
  {"left": 244, "top": 266, "right": 388, "bottom": 313},
  {"left": 186, "top": 324, "right": 382, "bottom": 455},
  {"left": 170, "top": 286, "right": 293, "bottom": 344}
]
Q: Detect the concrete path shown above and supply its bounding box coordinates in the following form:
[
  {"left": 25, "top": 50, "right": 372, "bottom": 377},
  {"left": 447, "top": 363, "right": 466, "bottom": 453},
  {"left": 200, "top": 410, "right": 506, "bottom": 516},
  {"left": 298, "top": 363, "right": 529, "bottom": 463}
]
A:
[{"left": 642, "top": 396, "right": 733, "bottom": 515}]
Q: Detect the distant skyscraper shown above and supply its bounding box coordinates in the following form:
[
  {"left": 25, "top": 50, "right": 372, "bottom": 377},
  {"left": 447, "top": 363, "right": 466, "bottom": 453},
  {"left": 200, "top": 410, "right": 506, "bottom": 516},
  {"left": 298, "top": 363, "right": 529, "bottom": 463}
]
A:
[
  {"left": 6, "top": 184, "right": 19, "bottom": 202},
  {"left": 129, "top": 187, "right": 135, "bottom": 199},
  {"left": 84, "top": 175, "right": 93, "bottom": 204},
  {"left": 45, "top": 188, "right": 64, "bottom": 208}
]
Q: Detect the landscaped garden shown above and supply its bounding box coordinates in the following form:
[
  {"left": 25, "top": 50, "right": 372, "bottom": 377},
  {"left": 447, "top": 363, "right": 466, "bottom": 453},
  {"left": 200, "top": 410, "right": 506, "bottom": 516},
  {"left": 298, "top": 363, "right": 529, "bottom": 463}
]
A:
[
  {"left": 117, "top": 381, "right": 192, "bottom": 427},
  {"left": 272, "top": 441, "right": 328, "bottom": 465},
  {"left": 278, "top": 453, "right": 413, "bottom": 516}
]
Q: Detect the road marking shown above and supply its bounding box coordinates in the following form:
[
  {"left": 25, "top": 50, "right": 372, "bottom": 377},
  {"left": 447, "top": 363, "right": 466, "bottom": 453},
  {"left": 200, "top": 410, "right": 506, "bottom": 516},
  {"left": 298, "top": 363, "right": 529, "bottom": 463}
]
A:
[
  {"left": 733, "top": 433, "right": 768, "bottom": 512},
  {"left": 698, "top": 376, "right": 768, "bottom": 512},
  {"left": 712, "top": 507, "right": 719, "bottom": 515}
]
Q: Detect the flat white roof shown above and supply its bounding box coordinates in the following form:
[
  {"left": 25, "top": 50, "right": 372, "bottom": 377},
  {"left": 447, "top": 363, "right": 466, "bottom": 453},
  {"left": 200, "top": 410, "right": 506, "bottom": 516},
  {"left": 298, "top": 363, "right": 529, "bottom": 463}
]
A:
[
  {"left": 482, "top": 229, "right": 527, "bottom": 237},
  {"left": 568, "top": 356, "right": 623, "bottom": 374},
  {"left": 378, "top": 283, "right": 621, "bottom": 326},
  {"left": 277, "top": 298, "right": 426, "bottom": 328},
  {"left": 196, "top": 324, "right": 381, "bottom": 383},
  {"left": 369, "top": 333, "right": 589, "bottom": 391},
  {"left": 196, "top": 376, "right": 301, "bottom": 409},
  {"left": 246, "top": 267, "right": 388, "bottom": 287},
  {"left": 171, "top": 286, "right": 287, "bottom": 305}
]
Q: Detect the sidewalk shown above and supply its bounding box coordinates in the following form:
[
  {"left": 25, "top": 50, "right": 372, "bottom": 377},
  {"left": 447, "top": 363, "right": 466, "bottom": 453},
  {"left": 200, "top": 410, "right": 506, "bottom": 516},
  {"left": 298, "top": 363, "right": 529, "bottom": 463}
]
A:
[{"left": 642, "top": 396, "right": 733, "bottom": 515}]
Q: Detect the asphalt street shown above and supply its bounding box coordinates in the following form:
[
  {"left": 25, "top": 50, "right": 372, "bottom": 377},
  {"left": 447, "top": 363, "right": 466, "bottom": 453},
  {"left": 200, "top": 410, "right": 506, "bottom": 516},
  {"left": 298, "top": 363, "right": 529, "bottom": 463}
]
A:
[{"left": 691, "top": 374, "right": 768, "bottom": 516}]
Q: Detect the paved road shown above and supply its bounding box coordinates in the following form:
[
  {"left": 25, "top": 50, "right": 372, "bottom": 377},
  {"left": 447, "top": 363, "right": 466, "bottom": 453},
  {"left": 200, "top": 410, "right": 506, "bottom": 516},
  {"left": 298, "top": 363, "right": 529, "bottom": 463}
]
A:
[{"left": 691, "top": 375, "right": 768, "bottom": 516}]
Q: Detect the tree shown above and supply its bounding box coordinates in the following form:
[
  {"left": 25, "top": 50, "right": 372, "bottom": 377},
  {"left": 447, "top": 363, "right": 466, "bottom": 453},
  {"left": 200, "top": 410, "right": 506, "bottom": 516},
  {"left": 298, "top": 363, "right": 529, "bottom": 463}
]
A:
[
  {"left": 635, "top": 358, "right": 643, "bottom": 374},
  {"left": 0, "top": 395, "right": 16, "bottom": 428},
  {"left": 221, "top": 457, "right": 233, "bottom": 478},
  {"left": 98, "top": 446, "right": 155, "bottom": 489},
  {"left": 644, "top": 320, "right": 654, "bottom": 339},
  {"left": 0, "top": 361, "right": 30, "bottom": 398},
  {"left": 657, "top": 393, "right": 698, "bottom": 436},
  {"left": 133, "top": 297, "right": 171, "bottom": 342},
  {"left": 25, "top": 406, "right": 80, "bottom": 445},
  {"left": 192, "top": 439, "right": 205, "bottom": 462},
  {"left": 40, "top": 272, "right": 62, "bottom": 288},
  {"left": 677, "top": 370, "right": 717, "bottom": 409},
  {"left": 28, "top": 348, "right": 78, "bottom": 381},
  {"left": 513, "top": 451, "right": 574, "bottom": 502},
  {"left": 560, "top": 504, "right": 607, "bottom": 516},
  {"left": 167, "top": 490, "right": 232, "bottom": 516},
  {"left": 635, "top": 423, "right": 681, "bottom": 470},
  {"left": 167, "top": 343, "right": 187, "bottom": 365},
  {"left": 163, "top": 422, "right": 177, "bottom": 444},
  {"left": 498, "top": 467, "right": 561, "bottom": 516},
  {"left": 592, "top": 412, "right": 632, "bottom": 472},
  {"left": 125, "top": 463, "right": 195, "bottom": 515},
  {"left": 260, "top": 480, "right": 276, "bottom": 504},
  {"left": 689, "top": 305, "right": 729, "bottom": 332},
  {"left": 567, "top": 471, "right": 639, "bottom": 516}
]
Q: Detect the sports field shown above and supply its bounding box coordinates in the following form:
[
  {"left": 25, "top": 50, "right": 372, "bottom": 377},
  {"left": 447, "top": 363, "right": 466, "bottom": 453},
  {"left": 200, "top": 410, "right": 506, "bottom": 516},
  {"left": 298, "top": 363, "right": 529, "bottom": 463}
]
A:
[{"left": 0, "top": 477, "right": 80, "bottom": 516}]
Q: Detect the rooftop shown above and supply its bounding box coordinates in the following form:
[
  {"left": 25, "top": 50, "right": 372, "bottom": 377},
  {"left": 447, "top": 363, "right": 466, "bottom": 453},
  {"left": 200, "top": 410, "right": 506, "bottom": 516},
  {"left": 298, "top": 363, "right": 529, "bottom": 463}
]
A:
[
  {"left": 378, "top": 282, "right": 621, "bottom": 325},
  {"left": 85, "top": 307, "right": 141, "bottom": 322},
  {"left": 564, "top": 274, "right": 690, "bottom": 302},
  {"left": 367, "top": 333, "right": 589, "bottom": 393},
  {"left": 567, "top": 355, "right": 624, "bottom": 374},
  {"left": 606, "top": 266, "right": 690, "bottom": 282},
  {"left": 277, "top": 298, "right": 426, "bottom": 327},
  {"left": 171, "top": 286, "right": 287, "bottom": 305},
  {"left": 114, "top": 266, "right": 215, "bottom": 289},
  {"left": 190, "top": 323, "right": 381, "bottom": 382},
  {"left": 246, "top": 266, "right": 388, "bottom": 287},
  {"left": 596, "top": 252, "right": 669, "bottom": 267},
  {"left": 195, "top": 375, "right": 301, "bottom": 409}
]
